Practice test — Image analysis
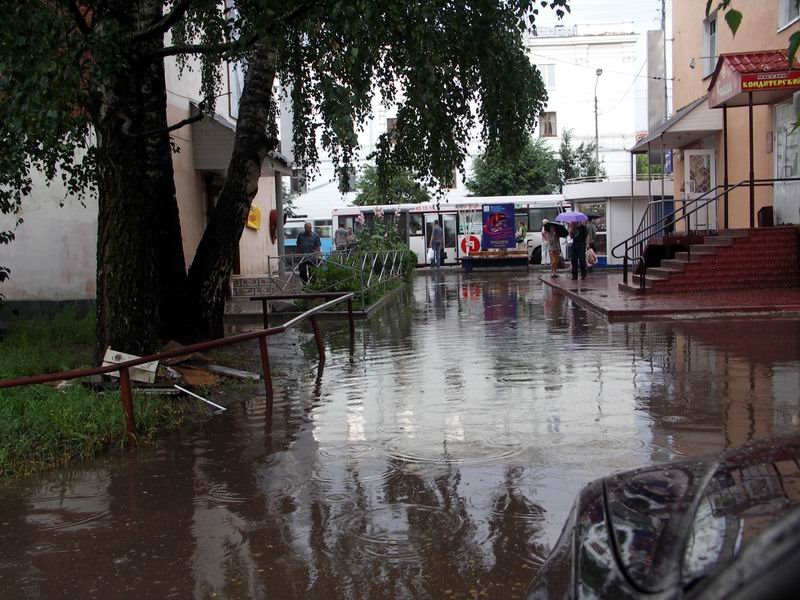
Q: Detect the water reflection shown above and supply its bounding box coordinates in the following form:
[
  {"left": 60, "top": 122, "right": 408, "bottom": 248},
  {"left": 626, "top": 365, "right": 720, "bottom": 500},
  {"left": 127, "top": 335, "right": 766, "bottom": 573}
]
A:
[{"left": 0, "top": 272, "right": 798, "bottom": 598}]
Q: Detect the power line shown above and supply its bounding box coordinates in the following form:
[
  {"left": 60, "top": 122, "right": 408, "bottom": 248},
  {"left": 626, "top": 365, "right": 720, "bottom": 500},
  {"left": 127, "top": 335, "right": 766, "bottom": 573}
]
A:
[
  {"left": 599, "top": 59, "right": 647, "bottom": 115},
  {"left": 529, "top": 51, "right": 674, "bottom": 82}
]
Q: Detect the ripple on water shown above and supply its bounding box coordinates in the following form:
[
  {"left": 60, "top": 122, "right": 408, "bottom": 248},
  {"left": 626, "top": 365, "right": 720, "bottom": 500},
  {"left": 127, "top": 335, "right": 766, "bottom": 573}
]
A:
[
  {"left": 194, "top": 482, "right": 247, "bottom": 505},
  {"left": 385, "top": 434, "right": 527, "bottom": 466},
  {"left": 308, "top": 455, "right": 401, "bottom": 496},
  {"left": 34, "top": 509, "right": 111, "bottom": 533},
  {"left": 325, "top": 504, "right": 468, "bottom": 565}
]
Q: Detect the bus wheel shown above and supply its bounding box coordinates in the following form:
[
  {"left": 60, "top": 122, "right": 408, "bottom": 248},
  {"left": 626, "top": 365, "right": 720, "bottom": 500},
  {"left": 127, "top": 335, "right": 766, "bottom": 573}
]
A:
[{"left": 531, "top": 246, "right": 542, "bottom": 264}]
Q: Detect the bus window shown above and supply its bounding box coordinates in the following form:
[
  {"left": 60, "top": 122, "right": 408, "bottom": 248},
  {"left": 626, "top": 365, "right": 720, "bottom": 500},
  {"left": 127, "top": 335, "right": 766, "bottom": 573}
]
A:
[
  {"left": 515, "top": 210, "right": 529, "bottom": 234},
  {"left": 395, "top": 212, "right": 408, "bottom": 238},
  {"left": 284, "top": 225, "right": 304, "bottom": 239},
  {"left": 314, "top": 220, "right": 332, "bottom": 239},
  {"left": 528, "top": 208, "right": 553, "bottom": 232},
  {"left": 338, "top": 216, "right": 355, "bottom": 230},
  {"left": 409, "top": 213, "right": 423, "bottom": 236}
]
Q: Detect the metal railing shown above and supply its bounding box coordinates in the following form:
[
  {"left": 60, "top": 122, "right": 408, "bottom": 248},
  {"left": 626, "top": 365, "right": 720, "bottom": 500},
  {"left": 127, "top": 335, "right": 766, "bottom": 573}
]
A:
[
  {"left": 0, "top": 293, "right": 355, "bottom": 440},
  {"left": 564, "top": 174, "right": 675, "bottom": 185},
  {"left": 611, "top": 177, "right": 800, "bottom": 289},
  {"left": 266, "top": 250, "right": 407, "bottom": 308}
]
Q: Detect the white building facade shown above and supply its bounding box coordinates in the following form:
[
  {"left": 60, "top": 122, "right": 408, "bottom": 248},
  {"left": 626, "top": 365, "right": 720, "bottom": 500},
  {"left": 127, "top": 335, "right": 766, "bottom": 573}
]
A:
[{"left": 527, "top": 25, "right": 642, "bottom": 180}]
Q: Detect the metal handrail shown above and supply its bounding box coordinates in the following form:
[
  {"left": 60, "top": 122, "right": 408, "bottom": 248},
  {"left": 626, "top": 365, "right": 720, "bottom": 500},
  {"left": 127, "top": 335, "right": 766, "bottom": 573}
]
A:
[
  {"left": 613, "top": 177, "right": 800, "bottom": 288},
  {"left": 613, "top": 181, "right": 731, "bottom": 261},
  {"left": 0, "top": 292, "right": 355, "bottom": 439},
  {"left": 565, "top": 174, "right": 675, "bottom": 185}
]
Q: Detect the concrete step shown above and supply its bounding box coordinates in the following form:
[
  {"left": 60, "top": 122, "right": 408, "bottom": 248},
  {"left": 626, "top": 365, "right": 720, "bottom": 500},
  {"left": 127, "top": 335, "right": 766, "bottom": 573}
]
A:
[
  {"left": 703, "top": 237, "right": 734, "bottom": 247},
  {"left": 688, "top": 245, "right": 719, "bottom": 255},
  {"left": 633, "top": 273, "right": 667, "bottom": 286},
  {"left": 661, "top": 259, "right": 687, "bottom": 270},
  {"left": 649, "top": 267, "right": 684, "bottom": 278}
]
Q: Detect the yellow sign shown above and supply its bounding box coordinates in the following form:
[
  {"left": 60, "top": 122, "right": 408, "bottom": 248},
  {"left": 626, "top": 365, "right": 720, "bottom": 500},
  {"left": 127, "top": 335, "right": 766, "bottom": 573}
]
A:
[{"left": 246, "top": 206, "right": 261, "bottom": 230}]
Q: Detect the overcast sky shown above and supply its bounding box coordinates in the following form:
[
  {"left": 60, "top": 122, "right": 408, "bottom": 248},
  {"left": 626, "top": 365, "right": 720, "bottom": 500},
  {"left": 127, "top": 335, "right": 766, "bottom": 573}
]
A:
[{"left": 534, "top": 0, "right": 669, "bottom": 34}]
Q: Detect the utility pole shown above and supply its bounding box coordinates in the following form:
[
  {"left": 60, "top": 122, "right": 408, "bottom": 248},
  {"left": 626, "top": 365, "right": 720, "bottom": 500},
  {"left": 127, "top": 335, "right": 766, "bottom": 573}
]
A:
[
  {"left": 594, "top": 69, "right": 603, "bottom": 169},
  {"left": 662, "top": 0, "right": 668, "bottom": 118}
]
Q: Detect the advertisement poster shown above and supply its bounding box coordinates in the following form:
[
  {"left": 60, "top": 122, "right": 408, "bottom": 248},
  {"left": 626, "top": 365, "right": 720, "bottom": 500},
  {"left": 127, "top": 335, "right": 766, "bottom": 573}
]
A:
[{"left": 482, "top": 203, "right": 515, "bottom": 249}]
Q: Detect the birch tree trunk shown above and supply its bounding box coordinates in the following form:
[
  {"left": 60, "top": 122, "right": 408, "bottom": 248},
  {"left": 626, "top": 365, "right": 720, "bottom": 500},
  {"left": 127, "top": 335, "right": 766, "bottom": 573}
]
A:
[
  {"left": 185, "top": 44, "right": 279, "bottom": 341},
  {"left": 94, "top": 1, "right": 187, "bottom": 357}
]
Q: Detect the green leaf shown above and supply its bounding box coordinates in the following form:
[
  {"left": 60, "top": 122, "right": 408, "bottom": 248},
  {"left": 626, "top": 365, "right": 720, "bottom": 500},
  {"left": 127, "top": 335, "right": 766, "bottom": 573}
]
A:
[
  {"left": 724, "top": 9, "right": 743, "bottom": 36},
  {"left": 789, "top": 31, "right": 800, "bottom": 69}
]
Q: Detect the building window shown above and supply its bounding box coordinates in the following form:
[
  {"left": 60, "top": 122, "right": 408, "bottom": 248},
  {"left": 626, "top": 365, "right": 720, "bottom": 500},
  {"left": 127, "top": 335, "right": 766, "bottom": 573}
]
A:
[
  {"left": 779, "top": 0, "right": 800, "bottom": 29},
  {"left": 290, "top": 168, "right": 307, "bottom": 195},
  {"left": 703, "top": 15, "right": 717, "bottom": 78},
  {"left": 538, "top": 64, "right": 556, "bottom": 88},
  {"left": 539, "top": 112, "right": 557, "bottom": 137},
  {"left": 339, "top": 166, "right": 357, "bottom": 193}
]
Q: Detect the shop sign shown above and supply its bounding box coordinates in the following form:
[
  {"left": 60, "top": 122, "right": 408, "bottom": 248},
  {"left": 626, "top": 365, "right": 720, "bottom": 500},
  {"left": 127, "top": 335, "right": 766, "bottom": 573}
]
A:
[{"left": 740, "top": 70, "right": 800, "bottom": 92}]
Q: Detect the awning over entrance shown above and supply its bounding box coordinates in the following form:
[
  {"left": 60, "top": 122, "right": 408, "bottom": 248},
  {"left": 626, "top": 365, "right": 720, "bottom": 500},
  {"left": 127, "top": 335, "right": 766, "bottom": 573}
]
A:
[
  {"left": 630, "top": 95, "right": 723, "bottom": 153},
  {"left": 190, "top": 102, "right": 292, "bottom": 175},
  {"left": 708, "top": 50, "right": 800, "bottom": 108}
]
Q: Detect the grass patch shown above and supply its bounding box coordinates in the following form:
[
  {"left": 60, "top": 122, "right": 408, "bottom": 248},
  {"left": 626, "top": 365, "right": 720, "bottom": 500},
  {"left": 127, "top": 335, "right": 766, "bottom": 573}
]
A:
[{"left": 0, "top": 309, "right": 188, "bottom": 479}]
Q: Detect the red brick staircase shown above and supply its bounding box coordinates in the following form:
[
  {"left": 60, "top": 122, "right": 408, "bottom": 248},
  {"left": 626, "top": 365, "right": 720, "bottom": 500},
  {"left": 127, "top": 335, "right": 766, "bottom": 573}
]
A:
[{"left": 624, "top": 226, "right": 800, "bottom": 293}]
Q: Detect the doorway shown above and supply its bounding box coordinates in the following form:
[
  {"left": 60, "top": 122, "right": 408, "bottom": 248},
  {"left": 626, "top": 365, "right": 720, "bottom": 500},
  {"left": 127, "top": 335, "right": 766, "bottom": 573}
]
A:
[
  {"left": 425, "top": 214, "right": 457, "bottom": 265},
  {"left": 684, "top": 149, "right": 716, "bottom": 231}
]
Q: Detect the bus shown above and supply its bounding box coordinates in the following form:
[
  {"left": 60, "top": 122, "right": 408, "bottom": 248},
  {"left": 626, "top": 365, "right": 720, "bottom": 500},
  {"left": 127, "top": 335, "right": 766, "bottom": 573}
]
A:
[
  {"left": 332, "top": 195, "right": 569, "bottom": 266},
  {"left": 283, "top": 218, "right": 334, "bottom": 254}
]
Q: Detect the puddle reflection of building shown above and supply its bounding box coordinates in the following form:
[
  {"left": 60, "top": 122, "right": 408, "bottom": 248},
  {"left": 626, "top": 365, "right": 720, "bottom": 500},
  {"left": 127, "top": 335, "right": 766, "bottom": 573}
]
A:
[{"left": 628, "top": 320, "right": 800, "bottom": 462}]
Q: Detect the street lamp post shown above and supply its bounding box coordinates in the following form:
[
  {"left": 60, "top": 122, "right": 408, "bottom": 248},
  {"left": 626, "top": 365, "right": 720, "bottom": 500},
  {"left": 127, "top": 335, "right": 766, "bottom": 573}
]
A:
[{"left": 594, "top": 68, "right": 603, "bottom": 170}]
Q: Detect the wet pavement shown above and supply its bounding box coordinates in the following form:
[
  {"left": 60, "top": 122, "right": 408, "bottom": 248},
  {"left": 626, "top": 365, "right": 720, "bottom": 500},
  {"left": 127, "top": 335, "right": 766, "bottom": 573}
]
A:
[
  {"left": 542, "top": 271, "right": 800, "bottom": 320},
  {"left": 1, "top": 270, "right": 800, "bottom": 599}
]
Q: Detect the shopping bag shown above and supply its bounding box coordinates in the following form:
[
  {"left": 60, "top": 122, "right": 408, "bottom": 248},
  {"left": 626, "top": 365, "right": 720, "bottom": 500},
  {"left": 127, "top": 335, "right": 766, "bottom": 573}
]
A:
[{"left": 426, "top": 248, "right": 435, "bottom": 263}]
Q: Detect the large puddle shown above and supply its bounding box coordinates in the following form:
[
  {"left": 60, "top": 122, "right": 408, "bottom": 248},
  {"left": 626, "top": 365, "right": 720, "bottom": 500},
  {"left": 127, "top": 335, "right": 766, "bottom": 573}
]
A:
[{"left": 1, "top": 271, "right": 799, "bottom": 598}]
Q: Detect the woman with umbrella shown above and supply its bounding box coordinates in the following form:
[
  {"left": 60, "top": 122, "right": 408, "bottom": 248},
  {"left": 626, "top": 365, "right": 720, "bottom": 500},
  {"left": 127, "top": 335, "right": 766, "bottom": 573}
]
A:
[
  {"left": 556, "top": 211, "right": 589, "bottom": 280},
  {"left": 545, "top": 220, "right": 567, "bottom": 278}
]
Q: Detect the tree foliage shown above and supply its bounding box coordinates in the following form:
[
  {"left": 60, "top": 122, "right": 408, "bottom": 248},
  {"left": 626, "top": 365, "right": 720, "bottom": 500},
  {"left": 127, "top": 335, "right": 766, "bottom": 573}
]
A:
[
  {"left": 466, "top": 138, "right": 559, "bottom": 196},
  {"left": 0, "top": 0, "right": 570, "bottom": 350},
  {"left": 556, "top": 129, "right": 605, "bottom": 186},
  {"left": 353, "top": 165, "right": 430, "bottom": 206}
]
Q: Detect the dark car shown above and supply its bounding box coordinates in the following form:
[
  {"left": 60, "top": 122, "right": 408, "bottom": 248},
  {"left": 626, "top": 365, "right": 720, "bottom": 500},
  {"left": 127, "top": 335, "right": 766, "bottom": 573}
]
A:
[{"left": 527, "top": 435, "right": 800, "bottom": 600}]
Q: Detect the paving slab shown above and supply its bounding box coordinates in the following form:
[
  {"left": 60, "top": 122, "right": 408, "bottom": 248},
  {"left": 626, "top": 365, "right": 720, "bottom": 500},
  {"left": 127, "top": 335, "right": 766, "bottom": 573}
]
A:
[{"left": 541, "top": 271, "right": 800, "bottom": 320}]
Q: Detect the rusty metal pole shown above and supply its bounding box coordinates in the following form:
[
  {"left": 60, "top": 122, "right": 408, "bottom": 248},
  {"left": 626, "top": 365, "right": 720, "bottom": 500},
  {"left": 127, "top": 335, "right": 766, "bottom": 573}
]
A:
[
  {"left": 347, "top": 297, "right": 355, "bottom": 340},
  {"left": 310, "top": 316, "right": 325, "bottom": 363},
  {"left": 723, "top": 105, "right": 729, "bottom": 229},
  {"left": 748, "top": 92, "right": 755, "bottom": 228},
  {"left": 119, "top": 367, "right": 136, "bottom": 442},
  {"left": 258, "top": 336, "right": 273, "bottom": 400}
]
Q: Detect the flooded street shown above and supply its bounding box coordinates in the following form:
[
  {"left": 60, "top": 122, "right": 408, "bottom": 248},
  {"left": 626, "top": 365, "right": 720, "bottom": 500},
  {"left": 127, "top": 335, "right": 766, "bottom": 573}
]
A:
[{"left": 2, "top": 271, "right": 800, "bottom": 599}]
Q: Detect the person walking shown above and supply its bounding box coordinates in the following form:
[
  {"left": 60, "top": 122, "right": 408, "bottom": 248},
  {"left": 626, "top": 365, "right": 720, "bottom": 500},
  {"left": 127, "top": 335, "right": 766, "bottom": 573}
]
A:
[
  {"left": 430, "top": 219, "right": 444, "bottom": 268},
  {"left": 296, "top": 221, "right": 321, "bottom": 282},
  {"left": 546, "top": 223, "right": 562, "bottom": 278},
  {"left": 334, "top": 222, "right": 349, "bottom": 251},
  {"left": 541, "top": 219, "right": 550, "bottom": 266},
  {"left": 569, "top": 221, "right": 588, "bottom": 280}
]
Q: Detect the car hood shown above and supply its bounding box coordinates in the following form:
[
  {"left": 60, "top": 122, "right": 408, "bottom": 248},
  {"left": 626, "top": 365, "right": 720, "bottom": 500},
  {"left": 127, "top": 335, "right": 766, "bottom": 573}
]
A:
[{"left": 605, "top": 435, "right": 800, "bottom": 594}]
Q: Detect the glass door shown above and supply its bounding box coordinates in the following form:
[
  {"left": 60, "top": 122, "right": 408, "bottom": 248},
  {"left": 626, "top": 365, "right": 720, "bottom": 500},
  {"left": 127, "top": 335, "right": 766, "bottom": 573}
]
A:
[
  {"left": 425, "top": 214, "right": 457, "bottom": 265},
  {"left": 684, "top": 149, "right": 716, "bottom": 231},
  {"left": 775, "top": 102, "right": 800, "bottom": 225}
]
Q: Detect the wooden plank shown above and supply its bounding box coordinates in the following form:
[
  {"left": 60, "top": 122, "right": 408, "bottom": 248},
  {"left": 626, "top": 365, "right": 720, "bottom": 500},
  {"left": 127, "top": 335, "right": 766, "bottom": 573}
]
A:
[{"left": 205, "top": 364, "right": 261, "bottom": 381}]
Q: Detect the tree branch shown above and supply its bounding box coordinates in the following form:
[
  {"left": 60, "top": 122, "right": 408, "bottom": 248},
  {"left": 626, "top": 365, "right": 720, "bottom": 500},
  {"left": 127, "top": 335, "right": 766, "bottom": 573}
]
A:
[
  {"left": 133, "top": 112, "right": 204, "bottom": 139},
  {"left": 131, "top": 0, "right": 195, "bottom": 44},
  {"left": 149, "top": 33, "right": 257, "bottom": 59},
  {"left": 66, "top": 0, "right": 92, "bottom": 36}
]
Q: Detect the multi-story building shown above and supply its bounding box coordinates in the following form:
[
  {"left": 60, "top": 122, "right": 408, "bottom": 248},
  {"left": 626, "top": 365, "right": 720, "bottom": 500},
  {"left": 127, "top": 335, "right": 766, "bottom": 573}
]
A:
[
  {"left": 654, "top": 0, "right": 800, "bottom": 229},
  {"left": 527, "top": 24, "right": 643, "bottom": 180}
]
